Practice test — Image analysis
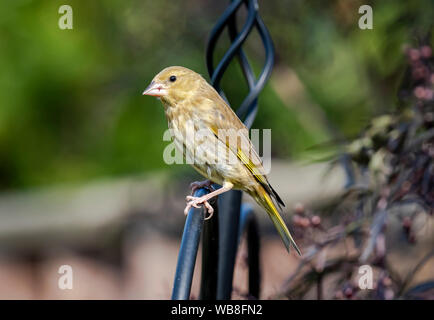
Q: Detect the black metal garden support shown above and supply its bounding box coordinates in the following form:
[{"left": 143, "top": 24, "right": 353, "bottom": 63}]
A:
[
  {"left": 239, "top": 203, "right": 261, "bottom": 298},
  {"left": 171, "top": 188, "right": 207, "bottom": 300},
  {"left": 171, "top": 0, "right": 274, "bottom": 300}
]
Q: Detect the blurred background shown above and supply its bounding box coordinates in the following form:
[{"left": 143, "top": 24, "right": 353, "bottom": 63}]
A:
[{"left": 0, "top": 0, "right": 433, "bottom": 299}]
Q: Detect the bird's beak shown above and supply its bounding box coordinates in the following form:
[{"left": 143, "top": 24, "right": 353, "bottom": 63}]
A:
[{"left": 142, "top": 81, "right": 168, "bottom": 97}]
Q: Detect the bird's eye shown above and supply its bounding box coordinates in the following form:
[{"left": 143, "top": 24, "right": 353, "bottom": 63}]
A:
[{"left": 169, "top": 75, "right": 177, "bottom": 82}]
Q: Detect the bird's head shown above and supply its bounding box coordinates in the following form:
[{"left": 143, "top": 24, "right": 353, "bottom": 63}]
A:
[{"left": 142, "top": 66, "right": 203, "bottom": 105}]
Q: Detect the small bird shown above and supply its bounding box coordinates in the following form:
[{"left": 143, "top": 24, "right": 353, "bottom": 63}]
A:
[{"left": 143, "top": 66, "right": 300, "bottom": 254}]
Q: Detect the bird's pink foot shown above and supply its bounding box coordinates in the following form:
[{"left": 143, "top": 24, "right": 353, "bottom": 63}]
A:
[
  {"left": 189, "top": 180, "right": 215, "bottom": 195},
  {"left": 184, "top": 195, "right": 214, "bottom": 220}
]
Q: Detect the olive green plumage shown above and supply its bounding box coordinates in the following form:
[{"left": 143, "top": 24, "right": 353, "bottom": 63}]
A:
[{"left": 144, "top": 66, "right": 300, "bottom": 255}]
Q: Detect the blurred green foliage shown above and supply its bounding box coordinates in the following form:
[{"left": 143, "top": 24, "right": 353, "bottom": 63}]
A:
[{"left": 0, "top": 0, "right": 432, "bottom": 190}]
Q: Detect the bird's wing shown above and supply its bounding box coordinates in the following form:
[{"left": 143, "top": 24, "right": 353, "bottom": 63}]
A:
[{"left": 196, "top": 92, "right": 285, "bottom": 207}]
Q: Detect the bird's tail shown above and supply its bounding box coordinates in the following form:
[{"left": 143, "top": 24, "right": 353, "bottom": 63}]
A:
[{"left": 251, "top": 186, "right": 301, "bottom": 255}]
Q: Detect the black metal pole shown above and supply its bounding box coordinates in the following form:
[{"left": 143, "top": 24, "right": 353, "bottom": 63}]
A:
[
  {"left": 216, "top": 190, "right": 243, "bottom": 299},
  {"left": 239, "top": 203, "right": 261, "bottom": 298},
  {"left": 199, "top": 196, "right": 219, "bottom": 300},
  {"left": 171, "top": 188, "right": 207, "bottom": 300}
]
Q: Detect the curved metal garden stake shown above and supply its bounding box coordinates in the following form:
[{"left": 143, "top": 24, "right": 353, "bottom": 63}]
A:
[
  {"left": 171, "top": 0, "right": 275, "bottom": 300},
  {"left": 205, "top": 0, "right": 275, "bottom": 300}
]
